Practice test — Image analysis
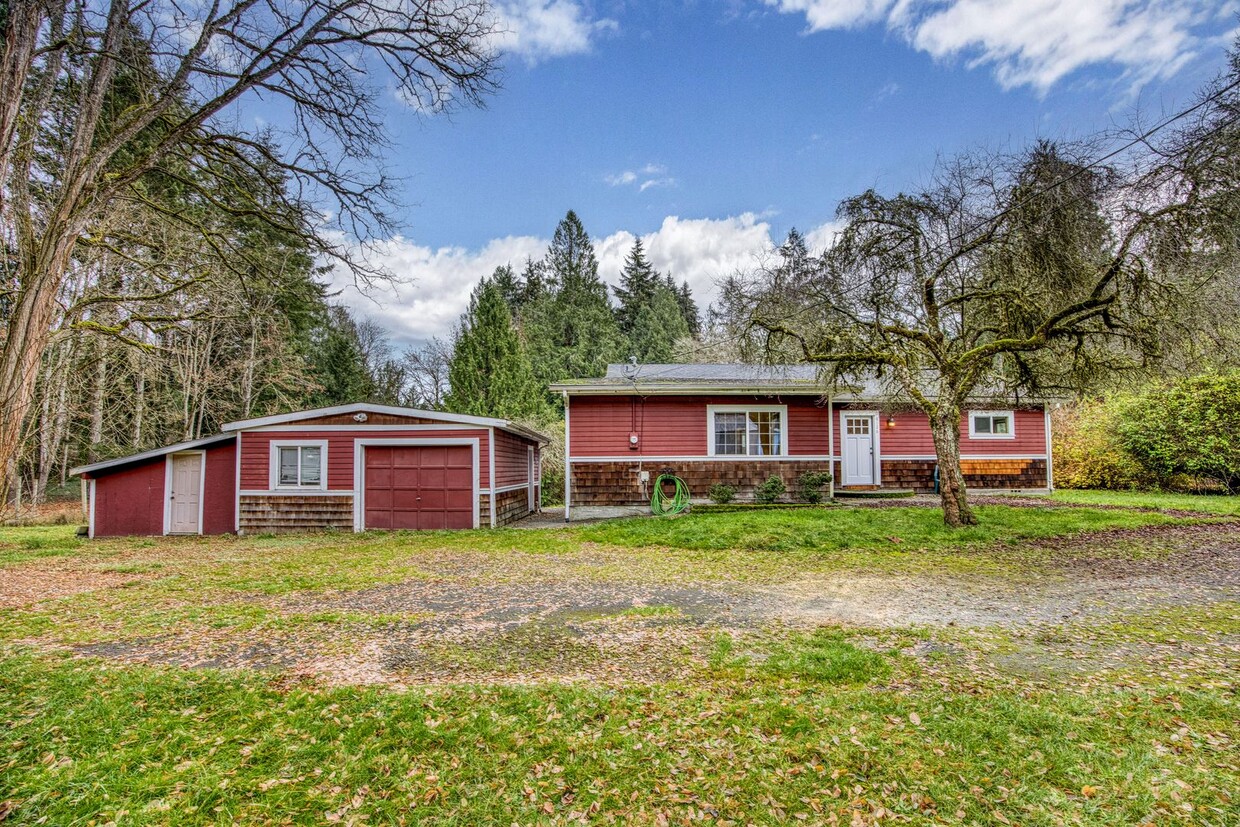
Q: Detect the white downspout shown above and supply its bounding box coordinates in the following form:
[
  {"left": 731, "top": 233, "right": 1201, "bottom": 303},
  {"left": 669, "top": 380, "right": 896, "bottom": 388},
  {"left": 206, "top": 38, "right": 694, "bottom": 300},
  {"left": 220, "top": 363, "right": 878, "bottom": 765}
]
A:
[
  {"left": 489, "top": 427, "right": 497, "bottom": 528},
  {"left": 1044, "top": 403, "right": 1054, "bottom": 493},
  {"left": 563, "top": 391, "right": 571, "bottom": 522},
  {"left": 827, "top": 390, "right": 835, "bottom": 501}
]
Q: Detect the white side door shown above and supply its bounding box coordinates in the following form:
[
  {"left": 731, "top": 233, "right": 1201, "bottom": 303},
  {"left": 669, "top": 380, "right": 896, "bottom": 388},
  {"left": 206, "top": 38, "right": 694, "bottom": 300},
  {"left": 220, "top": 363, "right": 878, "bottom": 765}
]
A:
[
  {"left": 842, "top": 415, "right": 875, "bottom": 485},
  {"left": 169, "top": 453, "right": 202, "bottom": 534}
]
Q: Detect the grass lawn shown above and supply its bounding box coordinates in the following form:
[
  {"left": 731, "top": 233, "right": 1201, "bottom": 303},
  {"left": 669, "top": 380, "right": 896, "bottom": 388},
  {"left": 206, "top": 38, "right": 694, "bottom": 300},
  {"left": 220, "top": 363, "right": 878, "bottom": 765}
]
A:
[
  {"left": 2, "top": 496, "right": 1237, "bottom": 825},
  {"left": 1050, "top": 488, "right": 1240, "bottom": 515}
]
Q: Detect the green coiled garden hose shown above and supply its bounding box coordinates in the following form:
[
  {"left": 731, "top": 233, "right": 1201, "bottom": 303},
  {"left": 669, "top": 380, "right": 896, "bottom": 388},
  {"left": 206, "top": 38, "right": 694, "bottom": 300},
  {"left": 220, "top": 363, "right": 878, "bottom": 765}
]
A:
[{"left": 651, "top": 473, "right": 690, "bottom": 516}]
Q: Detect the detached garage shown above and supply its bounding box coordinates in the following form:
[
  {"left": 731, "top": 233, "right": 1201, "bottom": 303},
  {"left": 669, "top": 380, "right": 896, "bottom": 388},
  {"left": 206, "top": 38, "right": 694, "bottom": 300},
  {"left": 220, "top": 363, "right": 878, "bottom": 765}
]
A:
[{"left": 73, "top": 404, "right": 548, "bottom": 537}]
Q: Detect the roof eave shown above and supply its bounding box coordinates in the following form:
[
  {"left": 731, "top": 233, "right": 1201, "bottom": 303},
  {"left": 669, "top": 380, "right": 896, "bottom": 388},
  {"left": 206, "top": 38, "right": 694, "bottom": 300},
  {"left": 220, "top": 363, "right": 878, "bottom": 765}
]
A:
[
  {"left": 222, "top": 402, "right": 510, "bottom": 432},
  {"left": 550, "top": 382, "right": 827, "bottom": 396},
  {"left": 70, "top": 433, "right": 236, "bottom": 477}
]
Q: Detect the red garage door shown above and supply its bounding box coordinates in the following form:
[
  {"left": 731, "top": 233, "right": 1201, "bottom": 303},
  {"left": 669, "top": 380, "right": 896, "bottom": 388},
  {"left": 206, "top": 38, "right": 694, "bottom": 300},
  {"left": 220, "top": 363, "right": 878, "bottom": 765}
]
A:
[{"left": 363, "top": 444, "right": 475, "bottom": 530}]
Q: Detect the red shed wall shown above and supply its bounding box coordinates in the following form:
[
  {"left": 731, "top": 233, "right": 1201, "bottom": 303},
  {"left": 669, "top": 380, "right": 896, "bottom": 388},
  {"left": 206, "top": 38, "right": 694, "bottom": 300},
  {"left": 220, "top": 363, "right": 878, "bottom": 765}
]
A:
[
  {"left": 92, "top": 459, "right": 165, "bottom": 537},
  {"left": 832, "top": 405, "right": 1047, "bottom": 457},
  {"left": 238, "top": 428, "right": 492, "bottom": 491},
  {"left": 493, "top": 428, "right": 537, "bottom": 487},
  {"left": 568, "top": 395, "right": 831, "bottom": 458},
  {"left": 202, "top": 441, "right": 237, "bottom": 534},
  {"left": 90, "top": 439, "right": 236, "bottom": 537}
]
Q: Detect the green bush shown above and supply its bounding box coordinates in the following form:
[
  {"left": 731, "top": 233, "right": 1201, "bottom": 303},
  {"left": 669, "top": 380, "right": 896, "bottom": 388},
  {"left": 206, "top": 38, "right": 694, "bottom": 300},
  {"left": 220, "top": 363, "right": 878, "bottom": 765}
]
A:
[
  {"left": 797, "top": 470, "right": 833, "bottom": 504},
  {"left": 1053, "top": 400, "right": 1152, "bottom": 490},
  {"left": 1116, "top": 373, "right": 1240, "bottom": 493},
  {"left": 1054, "top": 373, "right": 1240, "bottom": 493},
  {"left": 754, "top": 475, "right": 786, "bottom": 504},
  {"left": 708, "top": 483, "right": 736, "bottom": 504}
]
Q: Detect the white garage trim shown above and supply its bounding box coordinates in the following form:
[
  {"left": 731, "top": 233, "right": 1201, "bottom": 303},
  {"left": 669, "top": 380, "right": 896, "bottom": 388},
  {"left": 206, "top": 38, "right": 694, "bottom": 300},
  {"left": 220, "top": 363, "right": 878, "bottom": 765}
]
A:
[{"left": 352, "top": 438, "right": 481, "bottom": 531}]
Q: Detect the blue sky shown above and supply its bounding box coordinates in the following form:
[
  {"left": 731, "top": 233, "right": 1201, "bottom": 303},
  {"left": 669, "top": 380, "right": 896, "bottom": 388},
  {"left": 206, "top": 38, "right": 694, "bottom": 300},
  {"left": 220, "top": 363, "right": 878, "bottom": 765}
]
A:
[{"left": 324, "top": 1, "right": 1238, "bottom": 346}]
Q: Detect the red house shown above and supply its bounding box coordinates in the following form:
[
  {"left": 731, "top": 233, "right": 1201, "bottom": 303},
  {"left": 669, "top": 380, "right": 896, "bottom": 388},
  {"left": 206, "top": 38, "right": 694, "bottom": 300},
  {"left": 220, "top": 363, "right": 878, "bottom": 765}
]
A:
[
  {"left": 551, "top": 364, "right": 1052, "bottom": 515},
  {"left": 72, "top": 404, "right": 547, "bottom": 537}
]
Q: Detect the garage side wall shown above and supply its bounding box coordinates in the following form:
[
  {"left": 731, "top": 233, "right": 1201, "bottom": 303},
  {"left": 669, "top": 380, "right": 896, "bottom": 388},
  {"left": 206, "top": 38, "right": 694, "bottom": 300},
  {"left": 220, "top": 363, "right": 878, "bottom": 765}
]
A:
[{"left": 489, "top": 429, "right": 540, "bottom": 526}]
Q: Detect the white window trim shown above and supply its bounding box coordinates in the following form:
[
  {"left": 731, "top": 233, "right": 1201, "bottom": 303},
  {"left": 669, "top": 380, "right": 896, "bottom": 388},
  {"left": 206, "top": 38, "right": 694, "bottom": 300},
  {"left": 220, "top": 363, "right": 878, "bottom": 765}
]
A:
[
  {"left": 269, "top": 439, "right": 330, "bottom": 490},
  {"left": 968, "top": 410, "right": 1016, "bottom": 440},
  {"left": 706, "top": 404, "right": 789, "bottom": 458},
  {"left": 164, "top": 450, "right": 207, "bottom": 536},
  {"left": 839, "top": 410, "right": 881, "bottom": 487}
]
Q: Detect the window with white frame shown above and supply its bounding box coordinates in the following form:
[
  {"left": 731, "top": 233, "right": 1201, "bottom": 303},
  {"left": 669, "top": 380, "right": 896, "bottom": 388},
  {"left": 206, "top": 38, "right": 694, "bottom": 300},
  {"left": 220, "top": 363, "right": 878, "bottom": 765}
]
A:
[
  {"left": 969, "top": 411, "right": 1014, "bottom": 439},
  {"left": 273, "top": 443, "right": 326, "bottom": 488},
  {"left": 709, "top": 406, "right": 785, "bottom": 456}
]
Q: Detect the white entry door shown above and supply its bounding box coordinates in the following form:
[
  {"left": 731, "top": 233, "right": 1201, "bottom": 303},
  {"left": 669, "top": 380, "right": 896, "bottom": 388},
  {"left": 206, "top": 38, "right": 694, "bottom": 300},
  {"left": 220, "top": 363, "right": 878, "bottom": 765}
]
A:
[
  {"left": 842, "top": 415, "right": 876, "bottom": 486},
  {"left": 169, "top": 453, "right": 202, "bottom": 534}
]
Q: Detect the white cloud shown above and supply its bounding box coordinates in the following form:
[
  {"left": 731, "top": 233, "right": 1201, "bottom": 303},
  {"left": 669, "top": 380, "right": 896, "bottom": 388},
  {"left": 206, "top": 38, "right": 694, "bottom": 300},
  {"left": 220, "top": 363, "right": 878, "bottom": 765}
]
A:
[
  {"left": 326, "top": 234, "right": 546, "bottom": 348},
  {"left": 767, "top": 0, "right": 1216, "bottom": 92},
  {"left": 329, "top": 213, "right": 840, "bottom": 346},
  {"left": 604, "top": 170, "right": 638, "bottom": 186},
  {"left": 492, "top": 1, "right": 618, "bottom": 64},
  {"left": 604, "top": 162, "right": 677, "bottom": 192}
]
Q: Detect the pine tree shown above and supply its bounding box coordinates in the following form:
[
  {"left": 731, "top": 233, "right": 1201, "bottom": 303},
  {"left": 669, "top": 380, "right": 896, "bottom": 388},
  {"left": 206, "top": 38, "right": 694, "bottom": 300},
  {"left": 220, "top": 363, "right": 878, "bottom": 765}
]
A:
[
  {"left": 672, "top": 276, "right": 701, "bottom": 338},
  {"left": 529, "top": 210, "right": 622, "bottom": 382},
  {"left": 307, "top": 305, "right": 376, "bottom": 405},
  {"left": 444, "top": 279, "right": 544, "bottom": 420},
  {"left": 613, "top": 238, "right": 659, "bottom": 335},
  {"left": 519, "top": 257, "right": 548, "bottom": 306},
  {"left": 628, "top": 281, "right": 690, "bottom": 363},
  {"left": 491, "top": 264, "right": 524, "bottom": 312}
]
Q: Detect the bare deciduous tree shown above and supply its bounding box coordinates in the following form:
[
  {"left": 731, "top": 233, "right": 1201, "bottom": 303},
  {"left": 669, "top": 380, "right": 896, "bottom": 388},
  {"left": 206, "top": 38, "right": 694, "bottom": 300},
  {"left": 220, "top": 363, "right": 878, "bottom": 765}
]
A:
[
  {"left": 748, "top": 139, "right": 1233, "bottom": 527},
  {"left": 0, "top": 0, "right": 500, "bottom": 507}
]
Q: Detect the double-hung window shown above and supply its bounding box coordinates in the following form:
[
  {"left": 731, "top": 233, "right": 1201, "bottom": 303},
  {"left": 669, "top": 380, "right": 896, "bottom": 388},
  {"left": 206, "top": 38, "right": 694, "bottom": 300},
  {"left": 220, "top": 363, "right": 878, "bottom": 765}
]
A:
[
  {"left": 271, "top": 441, "right": 327, "bottom": 489},
  {"left": 968, "top": 411, "right": 1014, "bottom": 439},
  {"left": 709, "top": 406, "right": 786, "bottom": 456}
]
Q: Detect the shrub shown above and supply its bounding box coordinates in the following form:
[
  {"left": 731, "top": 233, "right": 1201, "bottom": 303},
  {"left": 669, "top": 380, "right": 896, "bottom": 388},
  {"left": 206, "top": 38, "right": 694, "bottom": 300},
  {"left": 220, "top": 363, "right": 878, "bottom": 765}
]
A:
[
  {"left": 797, "top": 471, "right": 833, "bottom": 504},
  {"left": 754, "top": 475, "right": 786, "bottom": 504},
  {"left": 708, "top": 483, "right": 736, "bottom": 504},
  {"left": 1116, "top": 373, "right": 1240, "bottom": 493},
  {"left": 1053, "top": 400, "right": 1152, "bottom": 490}
]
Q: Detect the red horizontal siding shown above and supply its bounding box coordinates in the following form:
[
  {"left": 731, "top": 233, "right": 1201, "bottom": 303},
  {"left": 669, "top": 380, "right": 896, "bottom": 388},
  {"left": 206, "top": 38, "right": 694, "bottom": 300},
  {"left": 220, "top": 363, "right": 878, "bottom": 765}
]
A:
[
  {"left": 91, "top": 439, "right": 236, "bottom": 537},
  {"left": 92, "top": 459, "right": 165, "bottom": 537},
  {"left": 493, "top": 428, "right": 537, "bottom": 487},
  {"left": 833, "top": 405, "right": 1047, "bottom": 456},
  {"left": 203, "top": 441, "right": 236, "bottom": 534},
  {"left": 568, "top": 395, "right": 831, "bottom": 457},
  {"left": 238, "top": 429, "right": 491, "bottom": 491}
]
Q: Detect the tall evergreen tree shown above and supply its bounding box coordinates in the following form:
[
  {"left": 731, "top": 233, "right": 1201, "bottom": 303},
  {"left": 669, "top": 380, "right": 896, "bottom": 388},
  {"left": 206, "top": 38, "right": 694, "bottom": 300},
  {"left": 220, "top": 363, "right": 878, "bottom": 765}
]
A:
[
  {"left": 519, "top": 257, "right": 549, "bottom": 306},
  {"left": 672, "top": 276, "right": 701, "bottom": 338},
  {"left": 629, "top": 281, "right": 691, "bottom": 363},
  {"left": 307, "top": 306, "right": 376, "bottom": 405},
  {"left": 491, "top": 264, "right": 524, "bottom": 312},
  {"left": 444, "top": 279, "right": 544, "bottom": 419},
  {"left": 613, "top": 238, "right": 659, "bottom": 335},
  {"left": 528, "top": 211, "right": 622, "bottom": 382}
]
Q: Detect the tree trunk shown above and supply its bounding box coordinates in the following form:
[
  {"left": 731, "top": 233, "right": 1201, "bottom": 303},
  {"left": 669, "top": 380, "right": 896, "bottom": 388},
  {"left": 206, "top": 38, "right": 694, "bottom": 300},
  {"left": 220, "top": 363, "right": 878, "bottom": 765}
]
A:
[
  {"left": 928, "top": 406, "right": 977, "bottom": 527},
  {"left": 0, "top": 0, "right": 45, "bottom": 213},
  {"left": 0, "top": 239, "right": 74, "bottom": 509},
  {"left": 133, "top": 358, "right": 145, "bottom": 449},
  {"left": 89, "top": 340, "right": 107, "bottom": 460}
]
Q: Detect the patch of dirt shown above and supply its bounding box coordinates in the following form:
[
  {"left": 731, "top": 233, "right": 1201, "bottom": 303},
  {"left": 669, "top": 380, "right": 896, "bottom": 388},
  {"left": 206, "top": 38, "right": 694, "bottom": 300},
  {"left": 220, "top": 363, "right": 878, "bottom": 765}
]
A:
[
  {"left": 762, "top": 522, "right": 1240, "bottom": 630},
  {"left": 0, "top": 562, "right": 150, "bottom": 609}
]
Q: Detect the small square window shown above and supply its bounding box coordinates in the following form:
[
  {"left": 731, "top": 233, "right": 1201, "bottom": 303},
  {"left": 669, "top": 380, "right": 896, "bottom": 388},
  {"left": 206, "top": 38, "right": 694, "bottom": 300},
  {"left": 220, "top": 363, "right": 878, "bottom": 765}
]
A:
[
  {"left": 277, "top": 445, "right": 325, "bottom": 487},
  {"left": 970, "top": 412, "right": 1015, "bottom": 439}
]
